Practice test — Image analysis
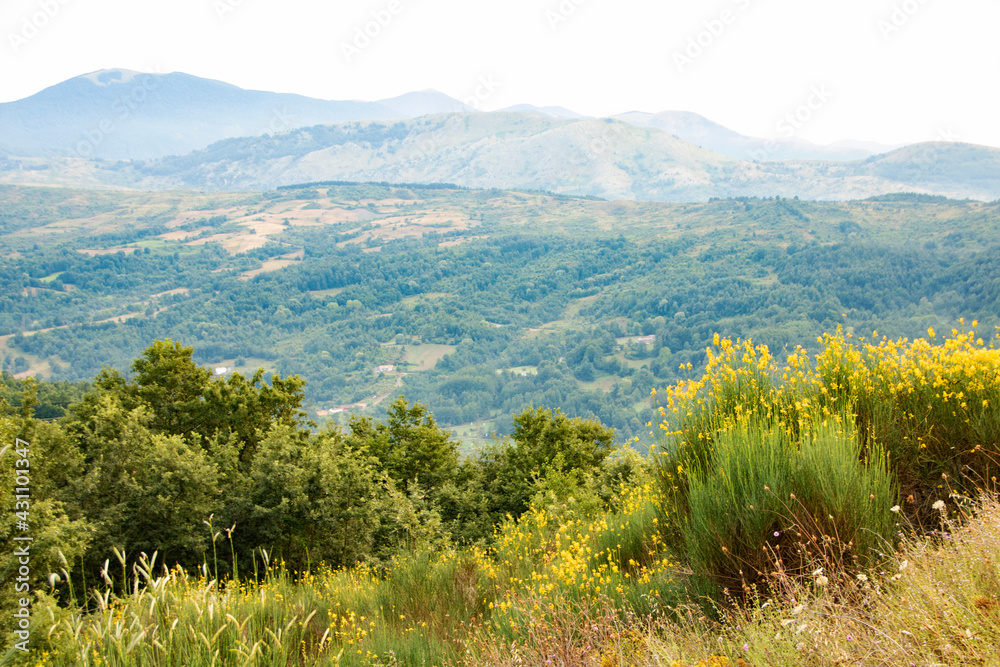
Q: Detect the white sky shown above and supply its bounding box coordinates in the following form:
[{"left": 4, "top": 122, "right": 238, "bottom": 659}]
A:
[{"left": 2, "top": 0, "right": 999, "bottom": 147}]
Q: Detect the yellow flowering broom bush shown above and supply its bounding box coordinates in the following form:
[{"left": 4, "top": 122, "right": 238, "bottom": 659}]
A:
[{"left": 655, "top": 324, "right": 1000, "bottom": 595}]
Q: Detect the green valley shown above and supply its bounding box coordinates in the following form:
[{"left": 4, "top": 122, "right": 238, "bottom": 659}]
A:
[{"left": 1, "top": 183, "right": 999, "bottom": 443}]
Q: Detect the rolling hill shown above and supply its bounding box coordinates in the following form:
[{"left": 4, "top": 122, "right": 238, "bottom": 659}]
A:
[
  {"left": 117, "top": 117, "right": 1000, "bottom": 202},
  {"left": 127, "top": 113, "right": 741, "bottom": 200}
]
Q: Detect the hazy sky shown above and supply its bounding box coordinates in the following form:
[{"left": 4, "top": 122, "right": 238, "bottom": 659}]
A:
[{"left": 3, "top": 0, "right": 999, "bottom": 147}]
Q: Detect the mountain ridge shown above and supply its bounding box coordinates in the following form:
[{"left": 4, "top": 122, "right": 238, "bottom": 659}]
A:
[
  {"left": 111, "top": 117, "right": 1000, "bottom": 202},
  {"left": 1, "top": 69, "right": 908, "bottom": 162},
  {"left": 0, "top": 69, "right": 470, "bottom": 160},
  {"left": 2, "top": 69, "right": 999, "bottom": 202}
]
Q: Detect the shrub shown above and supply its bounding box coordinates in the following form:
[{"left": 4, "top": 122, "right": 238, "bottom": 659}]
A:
[{"left": 655, "top": 326, "right": 1000, "bottom": 595}]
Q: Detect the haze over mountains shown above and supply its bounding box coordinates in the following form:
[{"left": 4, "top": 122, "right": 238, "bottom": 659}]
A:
[
  {"left": 2, "top": 69, "right": 999, "bottom": 202},
  {"left": 614, "top": 111, "right": 899, "bottom": 162},
  {"left": 0, "top": 69, "right": 476, "bottom": 160},
  {"left": 0, "top": 69, "right": 890, "bottom": 162}
]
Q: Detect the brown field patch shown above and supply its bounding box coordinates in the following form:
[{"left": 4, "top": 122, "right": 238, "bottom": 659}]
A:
[
  {"left": 184, "top": 233, "right": 268, "bottom": 254},
  {"left": 381, "top": 344, "right": 457, "bottom": 371},
  {"left": 14, "top": 359, "right": 53, "bottom": 380},
  {"left": 335, "top": 212, "right": 474, "bottom": 247},
  {"left": 223, "top": 234, "right": 270, "bottom": 253},
  {"left": 315, "top": 207, "right": 379, "bottom": 223},
  {"left": 166, "top": 207, "right": 245, "bottom": 229},
  {"left": 238, "top": 207, "right": 378, "bottom": 236},
  {"left": 239, "top": 259, "right": 298, "bottom": 280},
  {"left": 375, "top": 212, "right": 472, "bottom": 230},
  {"left": 240, "top": 219, "right": 288, "bottom": 236},
  {"left": 23, "top": 219, "right": 88, "bottom": 233}
]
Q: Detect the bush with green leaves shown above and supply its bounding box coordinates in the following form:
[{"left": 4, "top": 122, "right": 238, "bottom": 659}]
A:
[{"left": 679, "top": 418, "right": 897, "bottom": 594}]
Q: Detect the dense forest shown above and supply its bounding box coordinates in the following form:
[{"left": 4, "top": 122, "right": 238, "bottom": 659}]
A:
[{"left": 1, "top": 184, "right": 999, "bottom": 443}]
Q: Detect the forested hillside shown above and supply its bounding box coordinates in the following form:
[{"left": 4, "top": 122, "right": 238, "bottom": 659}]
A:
[{"left": 2, "top": 183, "right": 999, "bottom": 443}]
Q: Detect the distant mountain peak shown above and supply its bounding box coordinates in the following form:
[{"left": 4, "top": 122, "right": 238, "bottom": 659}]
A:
[
  {"left": 377, "top": 90, "right": 475, "bottom": 117},
  {"left": 79, "top": 68, "right": 145, "bottom": 86},
  {"left": 0, "top": 71, "right": 464, "bottom": 160}
]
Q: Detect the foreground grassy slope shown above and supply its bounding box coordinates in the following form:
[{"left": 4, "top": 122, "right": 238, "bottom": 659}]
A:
[
  {"left": 21, "top": 497, "right": 999, "bottom": 665},
  {"left": 7, "top": 326, "right": 999, "bottom": 666}
]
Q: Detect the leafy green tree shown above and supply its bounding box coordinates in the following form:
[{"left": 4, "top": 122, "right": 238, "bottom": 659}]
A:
[
  {"left": 374, "top": 482, "right": 450, "bottom": 558},
  {"left": 243, "top": 424, "right": 313, "bottom": 569},
  {"left": 247, "top": 422, "right": 447, "bottom": 570},
  {"left": 309, "top": 428, "right": 393, "bottom": 566},
  {"left": 69, "top": 395, "right": 219, "bottom": 570},
  {"left": 130, "top": 339, "right": 211, "bottom": 435},
  {"left": 0, "top": 415, "right": 91, "bottom": 639},
  {"left": 349, "top": 397, "right": 459, "bottom": 492},
  {"left": 201, "top": 368, "right": 308, "bottom": 466},
  {"left": 478, "top": 406, "right": 617, "bottom": 525},
  {"left": 68, "top": 340, "right": 307, "bottom": 466},
  {"left": 528, "top": 464, "right": 604, "bottom": 524},
  {"left": 510, "top": 406, "right": 616, "bottom": 475},
  {"left": 248, "top": 423, "right": 394, "bottom": 570},
  {"left": 434, "top": 462, "right": 494, "bottom": 545}
]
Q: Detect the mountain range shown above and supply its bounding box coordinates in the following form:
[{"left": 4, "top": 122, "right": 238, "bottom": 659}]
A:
[
  {"left": 1, "top": 69, "right": 999, "bottom": 202},
  {"left": 0, "top": 69, "right": 895, "bottom": 162},
  {"left": 0, "top": 69, "right": 474, "bottom": 160}
]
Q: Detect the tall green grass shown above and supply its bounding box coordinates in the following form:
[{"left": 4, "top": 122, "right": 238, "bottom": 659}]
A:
[{"left": 677, "top": 417, "right": 896, "bottom": 596}]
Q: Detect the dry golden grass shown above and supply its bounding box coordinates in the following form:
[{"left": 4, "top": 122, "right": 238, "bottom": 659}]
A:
[
  {"left": 403, "top": 344, "right": 456, "bottom": 371},
  {"left": 459, "top": 496, "right": 1000, "bottom": 667},
  {"left": 705, "top": 496, "right": 1000, "bottom": 666},
  {"left": 238, "top": 258, "right": 299, "bottom": 279}
]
